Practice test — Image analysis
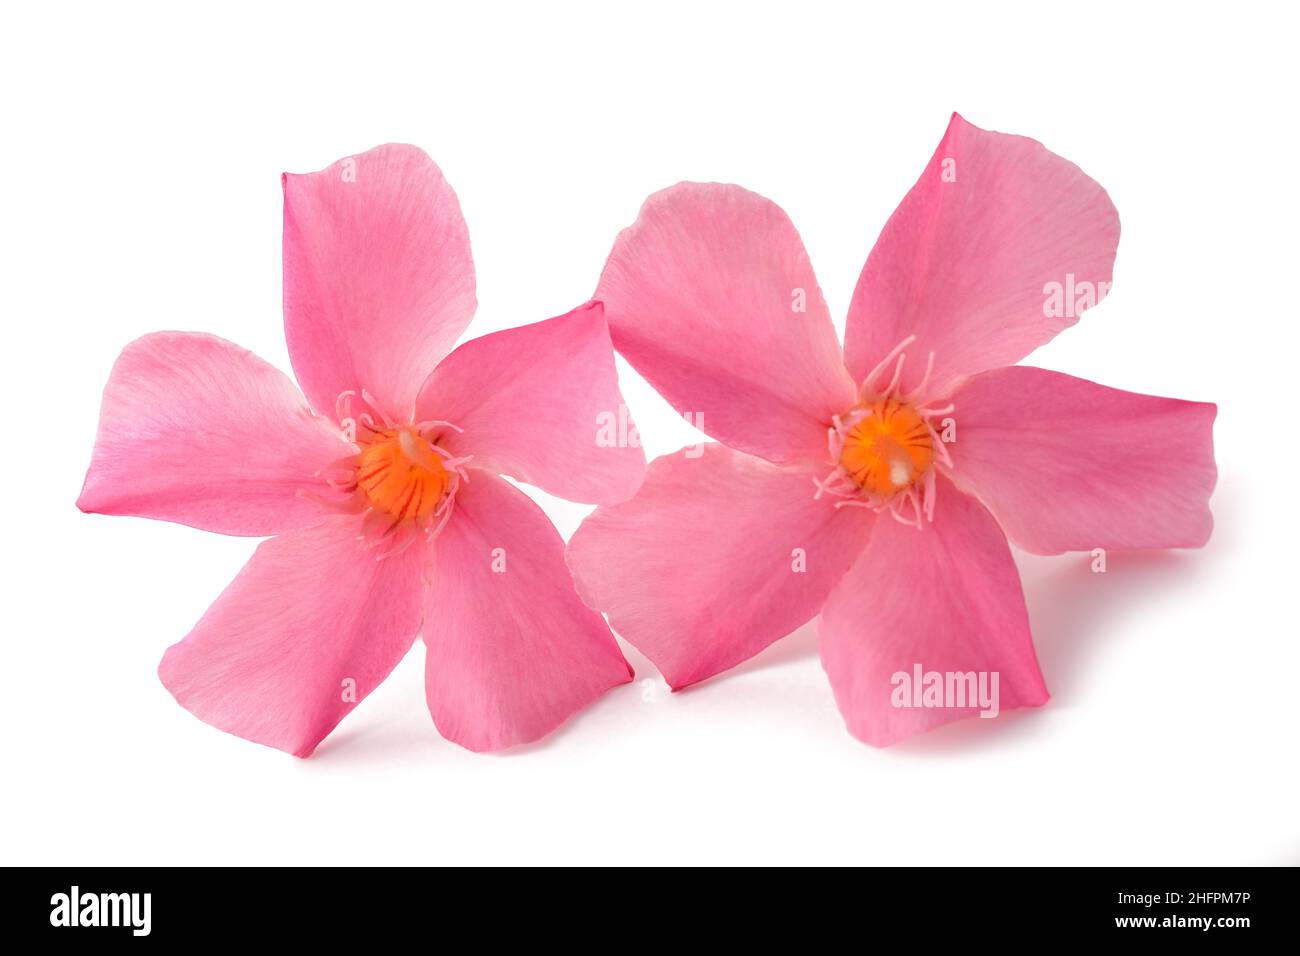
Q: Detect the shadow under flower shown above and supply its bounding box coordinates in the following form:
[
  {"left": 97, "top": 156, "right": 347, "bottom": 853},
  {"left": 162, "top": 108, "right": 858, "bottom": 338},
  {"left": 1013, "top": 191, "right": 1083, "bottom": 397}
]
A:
[
  {"left": 308, "top": 652, "right": 635, "bottom": 764},
  {"left": 310, "top": 502, "right": 1224, "bottom": 763},
  {"left": 1020, "top": 547, "right": 1210, "bottom": 698},
  {"left": 892, "top": 545, "right": 1213, "bottom": 756},
  {"left": 661, "top": 538, "right": 1215, "bottom": 754}
]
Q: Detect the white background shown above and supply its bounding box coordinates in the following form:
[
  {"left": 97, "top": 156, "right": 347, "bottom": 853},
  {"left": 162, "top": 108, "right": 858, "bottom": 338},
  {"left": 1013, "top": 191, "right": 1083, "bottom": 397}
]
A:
[{"left": 3, "top": 1, "right": 1296, "bottom": 865}]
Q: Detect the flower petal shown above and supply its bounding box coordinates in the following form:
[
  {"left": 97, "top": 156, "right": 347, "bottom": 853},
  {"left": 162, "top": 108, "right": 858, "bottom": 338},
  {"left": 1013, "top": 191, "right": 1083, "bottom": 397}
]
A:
[
  {"left": 843, "top": 114, "right": 1121, "bottom": 398},
  {"left": 567, "top": 444, "right": 873, "bottom": 688},
  {"left": 819, "top": 477, "right": 1049, "bottom": 746},
  {"left": 423, "top": 471, "right": 632, "bottom": 752},
  {"left": 158, "top": 516, "right": 425, "bottom": 757},
  {"left": 77, "top": 332, "right": 352, "bottom": 536},
  {"left": 946, "top": 366, "right": 1216, "bottom": 554},
  {"left": 596, "top": 183, "right": 856, "bottom": 464},
  {"left": 283, "top": 144, "right": 476, "bottom": 423},
  {"left": 415, "top": 302, "right": 645, "bottom": 505}
]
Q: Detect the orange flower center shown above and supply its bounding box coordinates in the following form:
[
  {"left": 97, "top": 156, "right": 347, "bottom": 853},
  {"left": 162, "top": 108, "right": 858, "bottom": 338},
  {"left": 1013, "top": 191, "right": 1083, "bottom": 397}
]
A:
[
  {"left": 838, "top": 398, "right": 935, "bottom": 497},
  {"left": 355, "top": 427, "right": 449, "bottom": 523}
]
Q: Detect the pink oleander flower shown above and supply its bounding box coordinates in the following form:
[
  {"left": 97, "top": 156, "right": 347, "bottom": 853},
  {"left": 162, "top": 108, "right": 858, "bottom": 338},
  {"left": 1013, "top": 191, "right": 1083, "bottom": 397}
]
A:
[
  {"left": 568, "top": 114, "right": 1217, "bottom": 745},
  {"left": 79, "top": 145, "right": 644, "bottom": 755}
]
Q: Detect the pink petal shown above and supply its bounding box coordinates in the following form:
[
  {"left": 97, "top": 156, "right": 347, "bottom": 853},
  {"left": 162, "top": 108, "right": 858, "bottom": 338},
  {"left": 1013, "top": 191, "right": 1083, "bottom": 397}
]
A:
[
  {"left": 158, "top": 516, "right": 425, "bottom": 757},
  {"left": 843, "top": 114, "right": 1121, "bottom": 398},
  {"left": 596, "top": 183, "right": 856, "bottom": 464},
  {"left": 946, "top": 366, "right": 1216, "bottom": 554},
  {"left": 77, "top": 332, "right": 352, "bottom": 536},
  {"left": 819, "top": 477, "right": 1049, "bottom": 746},
  {"left": 567, "top": 444, "right": 874, "bottom": 689},
  {"left": 283, "top": 144, "right": 476, "bottom": 423},
  {"left": 415, "top": 302, "right": 645, "bottom": 505},
  {"left": 423, "top": 471, "right": 632, "bottom": 752}
]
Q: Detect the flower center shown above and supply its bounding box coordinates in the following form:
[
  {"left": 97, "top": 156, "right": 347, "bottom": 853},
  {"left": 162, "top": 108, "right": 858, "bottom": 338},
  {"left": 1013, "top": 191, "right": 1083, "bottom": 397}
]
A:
[
  {"left": 355, "top": 427, "right": 450, "bottom": 523},
  {"left": 305, "top": 391, "right": 475, "bottom": 556},
  {"left": 812, "top": 335, "right": 954, "bottom": 530},
  {"left": 838, "top": 398, "right": 935, "bottom": 497}
]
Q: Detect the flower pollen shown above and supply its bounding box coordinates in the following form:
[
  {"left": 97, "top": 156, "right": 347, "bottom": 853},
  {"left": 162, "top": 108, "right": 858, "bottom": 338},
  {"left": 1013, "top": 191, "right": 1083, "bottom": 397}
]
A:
[
  {"left": 356, "top": 427, "right": 449, "bottom": 523},
  {"left": 303, "top": 390, "right": 475, "bottom": 557},
  {"left": 838, "top": 398, "right": 935, "bottom": 497},
  {"left": 813, "top": 335, "right": 954, "bottom": 529}
]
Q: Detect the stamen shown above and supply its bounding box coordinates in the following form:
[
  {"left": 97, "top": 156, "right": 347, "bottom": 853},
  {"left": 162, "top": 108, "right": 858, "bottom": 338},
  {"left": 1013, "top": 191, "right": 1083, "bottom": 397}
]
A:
[
  {"left": 360, "top": 389, "right": 395, "bottom": 428},
  {"left": 355, "top": 413, "right": 378, "bottom": 443},
  {"left": 307, "top": 406, "right": 472, "bottom": 555},
  {"left": 861, "top": 334, "right": 916, "bottom": 394},
  {"left": 904, "top": 351, "right": 936, "bottom": 404},
  {"left": 414, "top": 419, "right": 465, "bottom": 435},
  {"left": 882, "top": 351, "right": 907, "bottom": 397},
  {"left": 335, "top": 389, "right": 392, "bottom": 444},
  {"left": 922, "top": 467, "right": 937, "bottom": 522},
  {"left": 924, "top": 419, "right": 953, "bottom": 469},
  {"left": 915, "top": 402, "right": 954, "bottom": 419},
  {"left": 834, "top": 498, "right": 879, "bottom": 511},
  {"left": 889, "top": 501, "right": 918, "bottom": 527},
  {"left": 818, "top": 337, "right": 958, "bottom": 529}
]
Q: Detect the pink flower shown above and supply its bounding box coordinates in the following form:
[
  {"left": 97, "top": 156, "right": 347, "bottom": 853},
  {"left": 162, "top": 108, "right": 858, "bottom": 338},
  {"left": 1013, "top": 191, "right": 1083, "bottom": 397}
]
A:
[
  {"left": 567, "top": 114, "right": 1217, "bottom": 745},
  {"left": 79, "top": 145, "right": 645, "bottom": 755}
]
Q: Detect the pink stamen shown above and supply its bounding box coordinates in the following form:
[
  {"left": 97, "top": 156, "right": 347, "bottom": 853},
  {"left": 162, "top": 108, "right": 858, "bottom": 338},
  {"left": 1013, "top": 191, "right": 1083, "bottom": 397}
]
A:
[
  {"left": 360, "top": 389, "right": 395, "bottom": 428},
  {"left": 861, "top": 334, "right": 916, "bottom": 394},
  {"left": 924, "top": 419, "right": 953, "bottom": 469},
  {"left": 904, "top": 351, "right": 936, "bottom": 404},
  {"left": 415, "top": 419, "right": 465, "bottom": 436},
  {"left": 882, "top": 351, "right": 907, "bottom": 397}
]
